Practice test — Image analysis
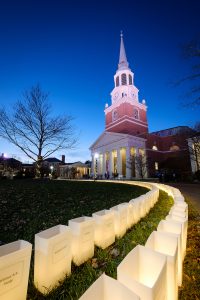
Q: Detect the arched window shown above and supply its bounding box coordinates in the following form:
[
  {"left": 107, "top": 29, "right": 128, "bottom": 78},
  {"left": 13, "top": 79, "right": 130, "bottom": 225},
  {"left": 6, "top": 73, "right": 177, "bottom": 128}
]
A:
[
  {"left": 116, "top": 76, "right": 119, "bottom": 87},
  {"left": 152, "top": 145, "right": 158, "bottom": 150},
  {"left": 112, "top": 109, "right": 118, "bottom": 121},
  {"left": 133, "top": 109, "right": 139, "bottom": 119},
  {"left": 121, "top": 73, "right": 127, "bottom": 85},
  {"left": 129, "top": 74, "right": 132, "bottom": 85},
  {"left": 170, "top": 145, "right": 180, "bottom": 151}
]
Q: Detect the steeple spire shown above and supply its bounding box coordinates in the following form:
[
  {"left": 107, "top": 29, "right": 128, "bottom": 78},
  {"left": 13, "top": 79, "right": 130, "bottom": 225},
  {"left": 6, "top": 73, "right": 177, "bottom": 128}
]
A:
[{"left": 118, "top": 31, "right": 129, "bottom": 71}]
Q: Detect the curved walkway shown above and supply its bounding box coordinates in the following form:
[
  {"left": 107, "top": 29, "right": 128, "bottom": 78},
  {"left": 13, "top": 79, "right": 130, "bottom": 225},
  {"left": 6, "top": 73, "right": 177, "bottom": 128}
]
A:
[{"left": 169, "top": 183, "right": 200, "bottom": 213}]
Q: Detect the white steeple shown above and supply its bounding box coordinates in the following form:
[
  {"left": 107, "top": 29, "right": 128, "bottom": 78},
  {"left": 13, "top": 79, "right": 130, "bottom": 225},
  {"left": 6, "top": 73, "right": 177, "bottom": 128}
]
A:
[{"left": 118, "top": 31, "right": 129, "bottom": 71}]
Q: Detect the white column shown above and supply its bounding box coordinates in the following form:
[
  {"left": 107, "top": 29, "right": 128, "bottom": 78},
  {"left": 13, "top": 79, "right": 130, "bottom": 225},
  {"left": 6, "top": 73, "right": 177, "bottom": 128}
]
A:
[
  {"left": 117, "top": 148, "right": 122, "bottom": 175},
  {"left": 126, "top": 147, "right": 131, "bottom": 179},
  {"left": 109, "top": 151, "right": 113, "bottom": 176},
  {"left": 102, "top": 153, "right": 106, "bottom": 177}
]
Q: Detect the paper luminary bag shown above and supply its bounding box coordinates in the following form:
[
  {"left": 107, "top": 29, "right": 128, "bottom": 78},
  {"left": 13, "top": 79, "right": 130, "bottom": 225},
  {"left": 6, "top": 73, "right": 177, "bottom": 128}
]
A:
[
  {"left": 34, "top": 225, "right": 72, "bottom": 294},
  {"left": 169, "top": 207, "right": 188, "bottom": 219},
  {"left": 92, "top": 209, "right": 115, "bottom": 249},
  {"left": 129, "top": 198, "right": 142, "bottom": 223},
  {"left": 110, "top": 204, "right": 128, "bottom": 238},
  {"left": 165, "top": 214, "right": 188, "bottom": 258},
  {"left": 117, "top": 245, "right": 167, "bottom": 300},
  {"left": 117, "top": 202, "right": 135, "bottom": 229},
  {"left": 79, "top": 274, "right": 140, "bottom": 300},
  {"left": 0, "top": 240, "right": 32, "bottom": 300},
  {"left": 69, "top": 216, "right": 95, "bottom": 266},
  {"left": 157, "top": 220, "right": 183, "bottom": 286},
  {"left": 145, "top": 231, "right": 178, "bottom": 300}
]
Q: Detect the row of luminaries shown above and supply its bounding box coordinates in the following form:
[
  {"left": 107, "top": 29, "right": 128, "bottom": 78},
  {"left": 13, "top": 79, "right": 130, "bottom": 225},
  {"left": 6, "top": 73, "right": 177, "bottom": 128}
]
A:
[
  {"left": 80, "top": 183, "right": 188, "bottom": 300},
  {"left": 0, "top": 182, "right": 158, "bottom": 300},
  {"left": 0, "top": 182, "right": 187, "bottom": 300}
]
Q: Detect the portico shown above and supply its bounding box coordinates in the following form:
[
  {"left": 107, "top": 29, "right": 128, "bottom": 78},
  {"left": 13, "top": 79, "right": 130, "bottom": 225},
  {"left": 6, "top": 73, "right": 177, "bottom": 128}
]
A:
[{"left": 90, "top": 131, "right": 147, "bottom": 179}]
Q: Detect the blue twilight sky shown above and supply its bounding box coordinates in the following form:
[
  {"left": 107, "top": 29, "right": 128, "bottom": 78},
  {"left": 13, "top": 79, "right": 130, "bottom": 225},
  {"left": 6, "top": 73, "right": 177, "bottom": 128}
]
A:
[{"left": 0, "top": 0, "right": 199, "bottom": 163}]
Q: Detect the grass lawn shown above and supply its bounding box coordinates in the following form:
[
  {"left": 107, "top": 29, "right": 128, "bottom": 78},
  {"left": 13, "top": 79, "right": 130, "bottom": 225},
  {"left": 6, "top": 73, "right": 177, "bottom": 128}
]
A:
[{"left": 0, "top": 179, "right": 148, "bottom": 245}]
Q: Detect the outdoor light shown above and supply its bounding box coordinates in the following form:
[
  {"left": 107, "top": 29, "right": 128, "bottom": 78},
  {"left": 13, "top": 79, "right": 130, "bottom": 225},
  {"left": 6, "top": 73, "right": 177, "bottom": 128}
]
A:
[
  {"left": 166, "top": 214, "right": 188, "bottom": 258},
  {"left": 92, "top": 209, "right": 115, "bottom": 249},
  {"left": 68, "top": 216, "right": 95, "bottom": 266},
  {"left": 110, "top": 204, "right": 127, "bottom": 238},
  {"left": 122, "top": 202, "right": 135, "bottom": 229},
  {"left": 34, "top": 225, "right": 72, "bottom": 294},
  {"left": 94, "top": 153, "right": 99, "bottom": 159},
  {"left": 170, "top": 205, "right": 188, "bottom": 219},
  {"left": 129, "top": 198, "right": 141, "bottom": 223},
  {"left": 117, "top": 245, "right": 167, "bottom": 300},
  {"left": 145, "top": 231, "right": 178, "bottom": 300},
  {"left": 174, "top": 201, "right": 188, "bottom": 211},
  {"left": 0, "top": 240, "right": 32, "bottom": 300},
  {"left": 79, "top": 273, "right": 140, "bottom": 300},
  {"left": 157, "top": 220, "right": 183, "bottom": 286}
]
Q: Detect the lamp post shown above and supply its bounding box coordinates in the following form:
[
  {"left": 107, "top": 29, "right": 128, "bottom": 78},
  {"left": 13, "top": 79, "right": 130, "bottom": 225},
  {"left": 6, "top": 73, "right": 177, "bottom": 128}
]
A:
[
  {"left": 50, "top": 165, "right": 54, "bottom": 179},
  {"left": 94, "top": 153, "right": 99, "bottom": 179}
]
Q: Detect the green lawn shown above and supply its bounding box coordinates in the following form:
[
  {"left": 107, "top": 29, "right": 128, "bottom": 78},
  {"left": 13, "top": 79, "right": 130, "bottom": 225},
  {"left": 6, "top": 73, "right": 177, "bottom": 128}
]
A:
[
  {"left": 0, "top": 179, "right": 186, "bottom": 300},
  {"left": 0, "top": 179, "right": 148, "bottom": 245}
]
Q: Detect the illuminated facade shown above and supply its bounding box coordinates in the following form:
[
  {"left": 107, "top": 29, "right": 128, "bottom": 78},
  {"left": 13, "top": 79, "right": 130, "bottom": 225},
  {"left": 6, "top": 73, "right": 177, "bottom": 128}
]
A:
[{"left": 90, "top": 33, "right": 147, "bottom": 178}]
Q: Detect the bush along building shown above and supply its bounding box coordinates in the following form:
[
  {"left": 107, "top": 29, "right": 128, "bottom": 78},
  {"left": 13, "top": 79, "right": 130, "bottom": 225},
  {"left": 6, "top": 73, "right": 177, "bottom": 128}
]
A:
[{"left": 90, "top": 33, "right": 196, "bottom": 180}]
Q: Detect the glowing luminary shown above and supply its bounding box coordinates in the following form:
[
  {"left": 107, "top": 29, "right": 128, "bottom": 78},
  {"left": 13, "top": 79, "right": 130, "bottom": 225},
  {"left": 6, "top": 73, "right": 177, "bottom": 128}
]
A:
[
  {"left": 79, "top": 273, "right": 140, "bottom": 300},
  {"left": 117, "top": 245, "right": 167, "bottom": 300},
  {"left": 92, "top": 209, "right": 115, "bottom": 249},
  {"left": 119, "top": 202, "right": 135, "bottom": 229},
  {"left": 69, "top": 216, "right": 95, "bottom": 266},
  {"left": 0, "top": 240, "right": 32, "bottom": 300},
  {"left": 34, "top": 225, "right": 72, "bottom": 294},
  {"left": 166, "top": 214, "right": 188, "bottom": 258},
  {"left": 145, "top": 231, "right": 178, "bottom": 300},
  {"left": 174, "top": 201, "right": 188, "bottom": 211},
  {"left": 110, "top": 204, "right": 127, "bottom": 238},
  {"left": 157, "top": 220, "right": 182, "bottom": 286},
  {"left": 170, "top": 206, "right": 188, "bottom": 219},
  {"left": 129, "top": 199, "right": 141, "bottom": 223}
]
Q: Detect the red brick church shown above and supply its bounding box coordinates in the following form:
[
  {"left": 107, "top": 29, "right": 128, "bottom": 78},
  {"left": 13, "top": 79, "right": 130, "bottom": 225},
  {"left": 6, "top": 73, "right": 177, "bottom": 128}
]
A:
[{"left": 90, "top": 33, "right": 194, "bottom": 180}]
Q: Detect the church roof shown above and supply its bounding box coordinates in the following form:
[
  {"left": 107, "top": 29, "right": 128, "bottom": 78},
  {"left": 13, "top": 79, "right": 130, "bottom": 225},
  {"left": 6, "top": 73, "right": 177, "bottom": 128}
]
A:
[
  {"left": 151, "top": 126, "right": 194, "bottom": 137},
  {"left": 118, "top": 31, "right": 129, "bottom": 71},
  {"left": 90, "top": 131, "right": 146, "bottom": 150}
]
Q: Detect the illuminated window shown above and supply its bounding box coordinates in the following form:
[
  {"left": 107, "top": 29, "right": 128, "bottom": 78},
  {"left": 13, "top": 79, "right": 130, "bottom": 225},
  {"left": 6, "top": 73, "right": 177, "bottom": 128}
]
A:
[
  {"left": 155, "top": 162, "right": 159, "bottom": 170},
  {"left": 152, "top": 145, "right": 158, "bottom": 150},
  {"left": 170, "top": 145, "right": 180, "bottom": 151},
  {"left": 121, "top": 73, "right": 127, "bottom": 85},
  {"left": 129, "top": 74, "right": 132, "bottom": 85},
  {"left": 116, "top": 76, "right": 119, "bottom": 87},
  {"left": 134, "top": 109, "right": 139, "bottom": 119}
]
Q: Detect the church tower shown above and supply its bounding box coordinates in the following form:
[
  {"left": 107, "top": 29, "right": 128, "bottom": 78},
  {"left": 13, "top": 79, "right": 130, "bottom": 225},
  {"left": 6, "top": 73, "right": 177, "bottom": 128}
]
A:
[{"left": 104, "top": 32, "right": 148, "bottom": 136}]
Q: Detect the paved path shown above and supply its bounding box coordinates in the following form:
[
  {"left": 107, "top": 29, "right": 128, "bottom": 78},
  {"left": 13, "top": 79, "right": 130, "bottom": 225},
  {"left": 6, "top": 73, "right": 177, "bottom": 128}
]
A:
[{"left": 169, "top": 183, "right": 200, "bottom": 213}]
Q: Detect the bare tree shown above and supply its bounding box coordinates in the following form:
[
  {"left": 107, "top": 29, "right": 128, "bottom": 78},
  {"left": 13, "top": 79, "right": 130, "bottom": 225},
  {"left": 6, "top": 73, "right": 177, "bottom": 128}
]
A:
[
  {"left": 127, "top": 153, "right": 148, "bottom": 179},
  {"left": 0, "top": 85, "right": 77, "bottom": 176},
  {"left": 187, "top": 131, "right": 200, "bottom": 172},
  {"left": 175, "top": 38, "right": 200, "bottom": 107}
]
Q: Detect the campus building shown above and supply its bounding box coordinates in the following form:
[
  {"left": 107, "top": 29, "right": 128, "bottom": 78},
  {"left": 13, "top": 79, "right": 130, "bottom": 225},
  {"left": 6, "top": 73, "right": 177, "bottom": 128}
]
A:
[{"left": 90, "top": 34, "right": 194, "bottom": 179}]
